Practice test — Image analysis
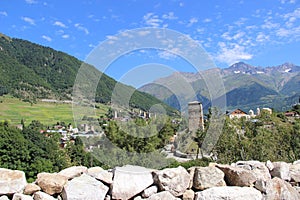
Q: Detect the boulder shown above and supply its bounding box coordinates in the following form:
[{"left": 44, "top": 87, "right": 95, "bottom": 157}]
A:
[
  {"left": 58, "top": 166, "right": 87, "bottom": 180},
  {"left": 216, "top": 164, "right": 256, "bottom": 186},
  {"left": 193, "top": 166, "right": 226, "bottom": 190},
  {"left": 23, "top": 183, "right": 41, "bottom": 195},
  {"left": 293, "top": 160, "right": 300, "bottom": 165},
  {"left": 289, "top": 163, "right": 300, "bottom": 182},
  {"left": 264, "top": 177, "right": 300, "bottom": 200},
  {"left": 0, "top": 168, "right": 27, "bottom": 195},
  {"left": 111, "top": 165, "right": 154, "bottom": 200},
  {"left": 62, "top": 174, "right": 108, "bottom": 200},
  {"left": 36, "top": 172, "right": 68, "bottom": 195},
  {"left": 194, "top": 186, "right": 262, "bottom": 200},
  {"left": 266, "top": 160, "right": 274, "bottom": 171},
  {"left": 146, "top": 191, "right": 180, "bottom": 200},
  {"left": 87, "top": 167, "right": 113, "bottom": 184},
  {"left": 270, "top": 162, "right": 291, "bottom": 181},
  {"left": 187, "top": 167, "right": 196, "bottom": 189},
  {"left": 153, "top": 166, "right": 190, "bottom": 197},
  {"left": 141, "top": 186, "right": 158, "bottom": 198},
  {"left": 33, "top": 191, "right": 56, "bottom": 200},
  {"left": 182, "top": 189, "right": 194, "bottom": 200},
  {"left": 235, "top": 160, "right": 271, "bottom": 181},
  {"left": 12, "top": 194, "right": 33, "bottom": 200},
  {"left": 254, "top": 179, "right": 267, "bottom": 193}
]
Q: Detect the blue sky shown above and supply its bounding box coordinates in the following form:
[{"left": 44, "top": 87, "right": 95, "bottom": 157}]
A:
[{"left": 1, "top": 0, "right": 300, "bottom": 87}]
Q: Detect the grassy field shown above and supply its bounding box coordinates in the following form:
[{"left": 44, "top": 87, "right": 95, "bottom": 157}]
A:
[{"left": 0, "top": 96, "right": 109, "bottom": 126}]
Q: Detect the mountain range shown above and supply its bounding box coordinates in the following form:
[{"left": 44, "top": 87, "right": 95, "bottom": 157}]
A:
[
  {"left": 0, "top": 33, "right": 177, "bottom": 115},
  {"left": 1, "top": 31, "right": 298, "bottom": 115},
  {"left": 139, "top": 62, "right": 300, "bottom": 112}
]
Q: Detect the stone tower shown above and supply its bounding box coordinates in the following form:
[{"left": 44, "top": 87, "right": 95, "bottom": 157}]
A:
[{"left": 188, "top": 101, "right": 204, "bottom": 133}]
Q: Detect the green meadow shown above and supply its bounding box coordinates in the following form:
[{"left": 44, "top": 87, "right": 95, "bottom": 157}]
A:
[{"left": 0, "top": 96, "right": 108, "bottom": 126}]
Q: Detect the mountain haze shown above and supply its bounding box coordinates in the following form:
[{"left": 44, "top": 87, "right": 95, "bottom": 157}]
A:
[{"left": 139, "top": 62, "right": 300, "bottom": 112}]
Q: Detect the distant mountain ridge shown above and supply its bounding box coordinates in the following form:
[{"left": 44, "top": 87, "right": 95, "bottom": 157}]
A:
[
  {"left": 0, "top": 33, "right": 177, "bottom": 115},
  {"left": 139, "top": 62, "right": 300, "bottom": 112}
]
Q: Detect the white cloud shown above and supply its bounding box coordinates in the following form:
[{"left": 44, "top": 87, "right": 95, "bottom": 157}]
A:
[
  {"left": 42, "top": 35, "right": 52, "bottom": 42},
  {"left": 137, "top": 30, "right": 151, "bottom": 36},
  {"left": 261, "top": 20, "right": 280, "bottom": 29},
  {"left": 221, "top": 31, "right": 245, "bottom": 41},
  {"left": 74, "top": 23, "right": 89, "bottom": 35},
  {"left": 246, "top": 25, "right": 258, "bottom": 30},
  {"left": 143, "top": 13, "right": 163, "bottom": 27},
  {"left": 158, "top": 48, "right": 181, "bottom": 60},
  {"left": 21, "top": 16, "right": 35, "bottom": 25},
  {"left": 233, "top": 31, "right": 245, "bottom": 40},
  {"left": 256, "top": 32, "right": 270, "bottom": 42},
  {"left": 187, "top": 17, "right": 198, "bottom": 27},
  {"left": 25, "top": 0, "right": 37, "bottom": 4},
  {"left": 276, "top": 26, "right": 300, "bottom": 37},
  {"left": 89, "top": 43, "right": 96, "bottom": 48},
  {"left": 234, "top": 18, "right": 247, "bottom": 26},
  {"left": 221, "top": 32, "right": 232, "bottom": 40},
  {"left": 162, "top": 12, "right": 177, "bottom": 20},
  {"left": 106, "top": 35, "right": 118, "bottom": 40},
  {"left": 280, "top": 0, "right": 296, "bottom": 4},
  {"left": 62, "top": 34, "right": 69, "bottom": 39},
  {"left": 0, "top": 11, "right": 7, "bottom": 16},
  {"left": 283, "top": 8, "right": 300, "bottom": 27},
  {"left": 53, "top": 21, "right": 67, "bottom": 28},
  {"left": 216, "top": 42, "right": 253, "bottom": 65},
  {"left": 203, "top": 18, "right": 212, "bottom": 23}
]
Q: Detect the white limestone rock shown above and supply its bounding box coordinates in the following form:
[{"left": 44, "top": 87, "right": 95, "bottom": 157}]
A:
[
  {"left": 33, "top": 191, "right": 56, "bottom": 200},
  {"left": 270, "top": 162, "right": 291, "bottom": 181},
  {"left": 182, "top": 189, "right": 195, "bottom": 200},
  {"left": 216, "top": 164, "right": 256, "bottom": 186},
  {"left": 235, "top": 160, "right": 271, "bottom": 181},
  {"left": 87, "top": 167, "right": 113, "bottom": 185},
  {"left": 146, "top": 191, "right": 180, "bottom": 200},
  {"left": 264, "top": 177, "right": 300, "bottom": 200},
  {"left": 289, "top": 163, "right": 300, "bottom": 182},
  {"left": 36, "top": 172, "right": 68, "bottom": 195},
  {"left": 111, "top": 165, "right": 154, "bottom": 200},
  {"left": 58, "top": 166, "right": 87, "bottom": 180},
  {"left": 0, "top": 168, "right": 27, "bottom": 195},
  {"left": 141, "top": 186, "right": 158, "bottom": 198},
  {"left": 153, "top": 166, "right": 190, "bottom": 197},
  {"left": 195, "top": 186, "right": 262, "bottom": 200},
  {"left": 12, "top": 193, "right": 33, "bottom": 200},
  {"left": 265, "top": 160, "right": 274, "bottom": 171},
  {"left": 23, "top": 183, "right": 41, "bottom": 195},
  {"left": 62, "top": 173, "right": 109, "bottom": 200},
  {"left": 193, "top": 166, "right": 226, "bottom": 190}
]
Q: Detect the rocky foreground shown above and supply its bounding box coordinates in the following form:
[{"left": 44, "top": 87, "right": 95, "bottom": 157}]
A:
[{"left": 1, "top": 160, "right": 300, "bottom": 200}]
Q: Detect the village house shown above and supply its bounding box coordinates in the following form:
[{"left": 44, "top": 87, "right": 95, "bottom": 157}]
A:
[{"left": 228, "top": 109, "right": 250, "bottom": 119}]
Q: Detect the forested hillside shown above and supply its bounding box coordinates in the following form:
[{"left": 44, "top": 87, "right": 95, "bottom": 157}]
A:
[{"left": 0, "top": 33, "right": 177, "bottom": 114}]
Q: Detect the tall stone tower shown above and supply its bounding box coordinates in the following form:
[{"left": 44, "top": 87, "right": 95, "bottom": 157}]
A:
[{"left": 188, "top": 101, "right": 204, "bottom": 133}]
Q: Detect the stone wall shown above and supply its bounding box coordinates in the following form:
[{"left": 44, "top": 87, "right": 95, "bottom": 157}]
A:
[{"left": 1, "top": 160, "right": 300, "bottom": 200}]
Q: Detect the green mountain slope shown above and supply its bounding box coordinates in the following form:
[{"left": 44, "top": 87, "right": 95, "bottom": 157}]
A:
[
  {"left": 0, "top": 33, "right": 177, "bottom": 115},
  {"left": 139, "top": 62, "right": 300, "bottom": 112}
]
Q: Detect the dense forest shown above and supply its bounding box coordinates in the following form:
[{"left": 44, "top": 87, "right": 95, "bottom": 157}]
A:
[
  {"left": 0, "top": 33, "right": 177, "bottom": 115},
  {"left": 0, "top": 120, "right": 101, "bottom": 182}
]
